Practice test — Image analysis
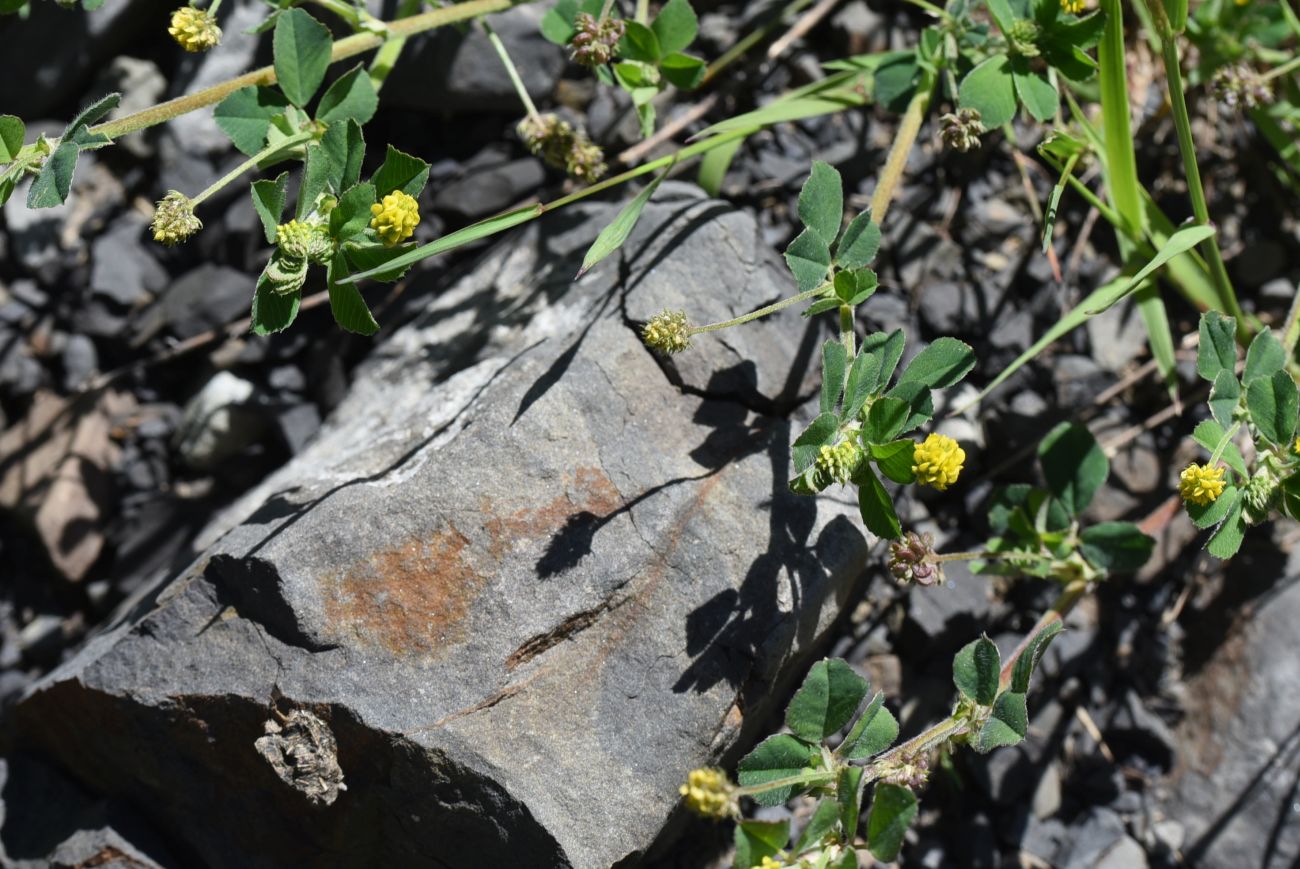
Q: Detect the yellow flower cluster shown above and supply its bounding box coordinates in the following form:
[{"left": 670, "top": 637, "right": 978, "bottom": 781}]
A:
[
  {"left": 369, "top": 191, "right": 420, "bottom": 247},
  {"left": 1179, "top": 463, "right": 1226, "bottom": 506},
  {"left": 642, "top": 310, "right": 691, "bottom": 354},
  {"left": 679, "top": 767, "right": 737, "bottom": 819},
  {"left": 758, "top": 858, "right": 784, "bottom": 869},
  {"left": 1060, "top": 0, "right": 1086, "bottom": 13},
  {"left": 169, "top": 6, "right": 222, "bottom": 52},
  {"left": 150, "top": 191, "right": 202, "bottom": 245},
  {"left": 912, "top": 433, "right": 965, "bottom": 491}
]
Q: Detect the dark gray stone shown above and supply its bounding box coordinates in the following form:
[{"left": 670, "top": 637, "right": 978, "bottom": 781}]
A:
[
  {"left": 135, "top": 264, "right": 252, "bottom": 341},
  {"left": 385, "top": 5, "right": 565, "bottom": 114},
  {"left": 16, "top": 188, "right": 870, "bottom": 869},
  {"left": 1162, "top": 569, "right": 1300, "bottom": 869},
  {"left": 61, "top": 334, "right": 98, "bottom": 392},
  {"left": 90, "top": 214, "right": 169, "bottom": 307},
  {"left": 431, "top": 156, "right": 546, "bottom": 220},
  {"left": 1060, "top": 807, "right": 1127, "bottom": 869}
]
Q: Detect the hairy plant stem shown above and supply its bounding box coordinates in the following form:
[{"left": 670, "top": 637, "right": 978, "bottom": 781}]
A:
[
  {"left": 368, "top": 0, "right": 422, "bottom": 91},
  {"left": 851, "top": 579, "right": 1088, "bottom": 775},
  {"left": 483, "top": 19, "right": 541, "bottom": 123},
  {"left": 689, "top": 285, "right": 830, "bottom": 335},
  {"left": 839, "top": 304, "right": 856, "bottom": 359},
  {"left": 1261, "top": 54, "right": 1300, "bottom": 83},
  {"left": 869, "top": 69, "right": 936, "bottom": 224},
  {"left": 736, "top": 768, "right": 838, "bottom": 797},
  {"left": 635, "top": 0, "right": 649, "bottom": 24},
  {"left": 1146, "top": 0, "right": 1246, "bottom": 337},
  {"left": 191, "top": 129, "right": 314, "bottom": 205},
  {"left": 75, "top": 0, "right": 532, "bottom": 143}
]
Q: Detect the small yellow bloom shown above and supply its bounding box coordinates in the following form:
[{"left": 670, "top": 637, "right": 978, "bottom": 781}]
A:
[
  {"left": 369, "top": 191, "right": 420, "bottom": 247},
  {"left": 169, "top": 6, "right": 221, "bottom": 52},
  {"left": 758, "top": 858, "right": 784, "bottom": 869},
  {"left": 1179, "top": 463, "right": 1226, "bottom": 507},
  {"left": 1293, "top": 436, "right": 1300, "bottom": 455},
  {"left": 1061, "top": 0, "right": 1086, "bottom": 13},
  {"left": 642, "top": 310, "right": 691, "bottom": 354},
  {"left": 912, "top": 433, "right": 964, "bottom": 491},
  {"left": 150, "top": 190, "right": 202, "bottom": 245},
  {"left": 678, "top": 767, "right": 737, "bottom": 819}
]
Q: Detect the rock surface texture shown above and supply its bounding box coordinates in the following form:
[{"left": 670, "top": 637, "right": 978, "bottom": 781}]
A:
[
  {"left": 1164, "top": 571, "right": 1300, "bottom": 869},
  {"left": 14, "top": 185, "right": 871, "bottom": 868}
]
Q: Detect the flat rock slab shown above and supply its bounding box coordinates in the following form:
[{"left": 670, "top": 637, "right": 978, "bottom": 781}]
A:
[
  {"left": 1163, "top": 569, "right": 1300, "bottom": 869},
  {"left": 15, "top": 186, "right": 872, "bottom": 868}
]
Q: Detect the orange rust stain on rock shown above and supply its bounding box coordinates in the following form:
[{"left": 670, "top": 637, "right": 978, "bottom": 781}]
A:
[
  {"left": 321, "top": 523, "right": 483, "bottom": 657},
  {"left": 484, "top": 465, "right": 622, "bottom": 560}
]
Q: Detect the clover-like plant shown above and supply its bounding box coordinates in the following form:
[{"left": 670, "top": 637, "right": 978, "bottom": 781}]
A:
[
  {"left": 541, "top": 0, "right": 705, "bottom": 137},
  {"left": 956, "top": 0, "right": 1105, "bottom": 128},
  {"left": 964, "top": 422, "right": 1155, "bottom": 581},
  {"left": 682, "top": 617, "right": 1063, "bottom": 867},
  {"left": 1179, "top": 311, "right": 1300, "bottom": 558}
]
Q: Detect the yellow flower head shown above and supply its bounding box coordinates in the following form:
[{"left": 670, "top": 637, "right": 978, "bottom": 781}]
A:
[
  {"left": 1293, "top": 436, "right": 1300, "bottom": 455},
  {"left": 758, "top": 858, "right": 784, "bottom": 869},
  {"left": 678, "top": 767, "right": 737, "bottom": 820},
  {"left": 642, "top": 310, "right": 691, "bottom": 354},
  {"left": 912, "top": 433, "right": 965, "bottom": 491},
  {"left": 169, "top": 6, "right": 222, "bottom": 52},
  {"left": 1061, "top": 0, "right": 1086, "bottom": 13},
  {"left": 150, "top": 190, "right": 202, "bottom": 245},
  {"left": 1179, "top": 462, "right": 1226, "bottom": 507},
  {"left": 370, "top": 190, "right": 420, "bottom": 247}
]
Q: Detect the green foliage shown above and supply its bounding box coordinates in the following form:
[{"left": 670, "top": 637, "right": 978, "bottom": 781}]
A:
[
  {"left": 866, "top": 784, "right": 917, "bottom": 862},
  {"left": 1181, "top": 314, "right": 1300, "bottom": 559},
  {"left": 273, "top": 8, "right": 333, "bottom": 108}
]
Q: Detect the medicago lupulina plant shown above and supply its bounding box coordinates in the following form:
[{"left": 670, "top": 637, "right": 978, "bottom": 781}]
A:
[{"left": 0, "top": 0, "right": 1295, "bottom": 862}]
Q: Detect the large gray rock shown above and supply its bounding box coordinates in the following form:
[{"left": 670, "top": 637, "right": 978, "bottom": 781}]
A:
[
  {"left": 1162, "top": 569, "right": 1300, "bottom": 868},
  {"left": 384, "top": 5, "right": 566, "bottom": 114},
  {"left": 15, "top": 185, "right": 872, "bottom": 868}
]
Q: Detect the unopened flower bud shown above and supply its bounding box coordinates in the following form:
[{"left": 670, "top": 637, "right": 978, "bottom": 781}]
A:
[
  {"left": 1243, "top": 469, "right": 1278, "bottom": 524},
  {"left": 151, "top": 191, "right": 202, "bottom": 245},
  {"left": 1007, "top": 19, "right": 1041, "bottom": 57},
  {"left": 169, "top": 6, "right": 222, "bottom": 52},
  {"left": 642, "top": 310, "right": 691, "bottom": 354}
]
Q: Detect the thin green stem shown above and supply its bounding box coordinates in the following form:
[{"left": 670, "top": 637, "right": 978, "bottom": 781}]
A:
[
  {"left": 870, "top": 69, "right": 936, "bottom": 224},
  {"left": 635, "top": 0, "right": 649, "bottom": 24},
  {"left": 483, "top": 19, "right": 541, "bottom": 122},
  {"left": 207, "top": 0, "right": 224, "bottom": 17},
  {"left": 599, "top": 0, "right": 617, "bottom": 19},
  {"left": 690, "top": 285, "right": 829, "bottom": 334},
  {"left": 702, "top": 0, "right": 816, "bottom": 85},
  {"left": 1261, "top": 54, "right": 1300, "bottom": 83},
  {"left": 191, "top": 130, "right": 313, "bottom": 205},
  {"left": 307, "top": 0, "right": 365, "bottom": 28},
  {"left": 1281, "top": 284, "right": 1300, "bottom": 355},
  {"left": 839, "top": 304, "right": 855, "bottom": 360},
  {"left": 1148, "top": 0, "right": 1245, "bottom": 334},
  {"left": 736, "top": 769, "right": 838, "bottom": 797},
  {"left": 368, "top": 0, "right": 421, "bottom": 91},
  {"left": 1209, "top": 421, "right": 1243, "bottom": 466}
]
